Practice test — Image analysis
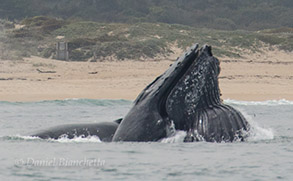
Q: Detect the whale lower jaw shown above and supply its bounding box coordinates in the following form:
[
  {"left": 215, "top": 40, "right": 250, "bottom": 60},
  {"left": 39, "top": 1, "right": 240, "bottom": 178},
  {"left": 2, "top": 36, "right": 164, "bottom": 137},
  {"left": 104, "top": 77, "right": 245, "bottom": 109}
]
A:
[{"left": 183, "top": 104, "right": 249, "bottom": 142}]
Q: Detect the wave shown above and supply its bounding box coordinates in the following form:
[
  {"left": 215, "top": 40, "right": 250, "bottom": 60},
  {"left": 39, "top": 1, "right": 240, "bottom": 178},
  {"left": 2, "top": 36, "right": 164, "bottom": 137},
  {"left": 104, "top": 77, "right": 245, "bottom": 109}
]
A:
[
  {"left": 49, "top": 135, "right": 102, "bottom": 143},
  {"left": 224, "top": 99, "right": 293, "bottom": 106},
  {"left": 1, "top": 98, "right": 293, "bottom": 107},
  {"left": 2, "top": 124, "right": 274, "bottom": 144},
  {"left": 159, "top": 127, "right": 274, "bottom": 143},
  {"left": 1, "top": 135, "right": 102, "bottom": 143},
  {"left": 0, "top": 99, "right": 132, "bottom": 106},
  {"left": 1, "top": 135, "right": 42, "bottom": 141}
]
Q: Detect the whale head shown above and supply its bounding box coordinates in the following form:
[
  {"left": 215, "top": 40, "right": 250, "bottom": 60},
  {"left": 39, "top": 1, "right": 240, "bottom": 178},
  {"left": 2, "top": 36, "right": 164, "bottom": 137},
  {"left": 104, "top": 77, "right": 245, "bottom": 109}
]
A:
[{"left": 112, "top": 44, "right": 222, "bottom": 141}]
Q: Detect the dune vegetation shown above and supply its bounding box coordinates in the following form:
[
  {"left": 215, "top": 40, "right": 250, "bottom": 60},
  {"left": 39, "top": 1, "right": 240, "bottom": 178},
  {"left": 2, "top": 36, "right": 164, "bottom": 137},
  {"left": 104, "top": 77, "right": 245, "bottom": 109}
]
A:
[{"left": 0, "top": 16, "right": 292, "bottom": 61}]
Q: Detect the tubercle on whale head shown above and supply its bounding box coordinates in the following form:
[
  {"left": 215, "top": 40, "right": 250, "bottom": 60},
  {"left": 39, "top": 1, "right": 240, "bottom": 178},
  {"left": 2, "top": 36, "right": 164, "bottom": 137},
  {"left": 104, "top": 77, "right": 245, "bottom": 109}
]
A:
[
  {"left": 165, "top": 44, "right": 222, "bottom": 130},
  {"left": 196, "top": 45, "right": 222, "bottom": 107}
]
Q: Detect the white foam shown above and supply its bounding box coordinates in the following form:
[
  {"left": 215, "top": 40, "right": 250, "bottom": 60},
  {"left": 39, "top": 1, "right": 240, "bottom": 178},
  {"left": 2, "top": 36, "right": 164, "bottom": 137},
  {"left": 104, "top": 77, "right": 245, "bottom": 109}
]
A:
[
  {"left": 160, "top": 131, "right": 187, "bottom": 143},
  {"left": 5, "top": 135, "right": 102, "bottom": 143},
  {"left": 12, "top": 135, "right": 42, "bottom": 140},
  {"left": 247, "top": 125, "right": 274, "bottom": 142},
  {"left": 0, "top": 135, "right": 42, "bottom": 141},
  {"left": 49, "top": 135, "right": 102, "bottom": 143},
  {"left": 240, "top": 111, "right": 275, "bottom": 141},
  {"left": 224, "top": 99, "right": 293, "bottom": 106}
]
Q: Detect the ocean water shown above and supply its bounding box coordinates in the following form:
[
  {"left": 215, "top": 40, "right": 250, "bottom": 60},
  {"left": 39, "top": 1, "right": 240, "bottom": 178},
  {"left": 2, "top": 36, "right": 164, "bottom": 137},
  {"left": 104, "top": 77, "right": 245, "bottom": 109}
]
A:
[{"left": 0, "top": 99, "right": 292, "bottom": 180}]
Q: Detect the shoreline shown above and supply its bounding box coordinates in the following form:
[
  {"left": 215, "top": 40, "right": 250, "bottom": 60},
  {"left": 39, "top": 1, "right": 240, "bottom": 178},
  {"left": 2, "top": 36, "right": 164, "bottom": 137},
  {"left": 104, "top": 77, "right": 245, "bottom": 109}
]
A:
[
  {"left": 0, "top": 95, "right": 293, "bottom": 103},
  {"left": 1, "top": 51, "right": 293, "bottom": 102}
]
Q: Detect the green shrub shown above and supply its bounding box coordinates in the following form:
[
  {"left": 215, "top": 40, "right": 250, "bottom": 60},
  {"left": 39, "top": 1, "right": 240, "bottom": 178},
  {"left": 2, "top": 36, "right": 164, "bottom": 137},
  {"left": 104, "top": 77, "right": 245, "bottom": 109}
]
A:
[
  {"left": 42, "top": 47, "right": 55, "bottom": 58},
  {"left": 70, "top": 49, "right": 93, "bottom": 61},
  {"left": 22, "top": 16, "right": 65, "bottom": 34},
  {"left": 257, "top": 34, "right": 284, "bottom": 45},
  {"left": 68, "top": 38, "right": 96, "bottom": 50}
]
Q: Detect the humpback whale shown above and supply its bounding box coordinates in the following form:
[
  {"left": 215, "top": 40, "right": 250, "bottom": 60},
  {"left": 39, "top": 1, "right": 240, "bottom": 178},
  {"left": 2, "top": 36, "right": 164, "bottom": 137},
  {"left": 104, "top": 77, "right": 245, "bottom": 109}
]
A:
[
  {"left": 112, "top": 44, "right": 249, "bottom": 142},
  {"left": 31, "top": 44, "right": 249, "bottom": 142}
]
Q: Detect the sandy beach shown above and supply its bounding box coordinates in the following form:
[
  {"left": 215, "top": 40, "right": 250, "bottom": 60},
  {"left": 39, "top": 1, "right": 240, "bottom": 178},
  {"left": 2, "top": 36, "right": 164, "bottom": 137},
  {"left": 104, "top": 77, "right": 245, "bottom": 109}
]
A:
[{"left": 0, "top": 49, "right": 293, "bottom": 102}]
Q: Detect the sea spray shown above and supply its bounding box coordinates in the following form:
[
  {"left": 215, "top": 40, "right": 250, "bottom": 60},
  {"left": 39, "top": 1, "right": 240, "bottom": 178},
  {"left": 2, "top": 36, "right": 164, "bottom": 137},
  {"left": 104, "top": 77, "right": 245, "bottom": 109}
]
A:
[
  {"left": 160, "top": 131, "right": 187, "bottom": 143},
  {"left": 51, "top": 135, "right": 102, "bottom": 143},
  {"left": 240, "top": 109, "right": 275, "bottom": 141}
]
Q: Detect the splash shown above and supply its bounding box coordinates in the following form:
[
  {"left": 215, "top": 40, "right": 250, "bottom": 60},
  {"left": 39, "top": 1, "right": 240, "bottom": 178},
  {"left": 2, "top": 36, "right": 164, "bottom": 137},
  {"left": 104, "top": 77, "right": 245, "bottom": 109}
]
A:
[
  {"left": 240, "top": 111, "right": 275, "bottom": 142},
  {"left": 50, "top": 135, "right": 102, "bottom": 143},
  {"left": 160, "top": 131, "right": 187, "bottom": 143},
  {"left": 1, "top": 135, "right": 41, "bottom": 141},
  {"left": 247, "top": 124, "right": 274, "bottom": 142},
  {"left": 2, "top": 135, "right": 102, "bottom": 143}
]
